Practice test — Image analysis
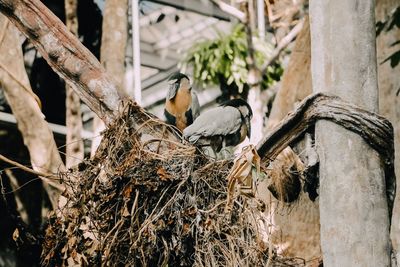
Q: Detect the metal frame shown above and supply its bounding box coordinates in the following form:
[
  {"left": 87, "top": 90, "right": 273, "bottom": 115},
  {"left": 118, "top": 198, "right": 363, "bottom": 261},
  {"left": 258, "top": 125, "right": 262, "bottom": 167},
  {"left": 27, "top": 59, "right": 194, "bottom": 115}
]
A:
[{"left": 146, "top": 0, "right": 231, "bottom": 21}]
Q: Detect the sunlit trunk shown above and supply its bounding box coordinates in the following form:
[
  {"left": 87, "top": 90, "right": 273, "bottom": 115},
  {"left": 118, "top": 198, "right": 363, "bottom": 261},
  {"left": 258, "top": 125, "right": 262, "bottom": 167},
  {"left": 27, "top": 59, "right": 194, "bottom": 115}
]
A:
[
  {"left": 91, "top": 0, "right": 128, "bottom": 156},
  {"left": 0, "top": 15, "right": 65, "bottom": 208},
  {"left": 310, "top": 0, "right": 391, "bottom": 265},
  {"left": 65, "top": 0, "right": 84, "bottom": 168}
]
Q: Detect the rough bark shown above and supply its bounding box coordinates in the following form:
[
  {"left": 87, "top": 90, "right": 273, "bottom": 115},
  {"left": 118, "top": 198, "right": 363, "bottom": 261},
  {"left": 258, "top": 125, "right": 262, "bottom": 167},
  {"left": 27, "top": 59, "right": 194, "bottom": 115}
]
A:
[
  {"left": 101, "top": 0, "right": 127, "bottom": 90},
  {"left": 310, "top": 1, "right": 391, "bottom": 266},
  {"left": 92, "top": 0, "right": 128, "bottom": 156},
  {"left": 65, "top": 0, "right": 84, "bottom": 168},
  {"left": 0, "top": 0, "right": 125, "bottom": 124},
  {"left": 0, "top": 14, "right": 65, "bottom": 208},
  {"left": 257, "top": 16, "right": 321, "bottom": 264},
  {"left": 376, "top": 0, "right": 400, "bottom": 261}
]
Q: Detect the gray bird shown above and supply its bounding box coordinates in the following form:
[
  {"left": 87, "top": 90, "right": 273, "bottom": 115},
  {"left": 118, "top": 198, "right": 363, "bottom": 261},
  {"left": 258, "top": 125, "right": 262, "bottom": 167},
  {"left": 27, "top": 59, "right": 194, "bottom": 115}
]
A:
[
  {"left": 183, "top": 98, "right": 253, "bottom": 152},
  {"left": 164, "top": 72, "right": 200, "bottom": 131}
]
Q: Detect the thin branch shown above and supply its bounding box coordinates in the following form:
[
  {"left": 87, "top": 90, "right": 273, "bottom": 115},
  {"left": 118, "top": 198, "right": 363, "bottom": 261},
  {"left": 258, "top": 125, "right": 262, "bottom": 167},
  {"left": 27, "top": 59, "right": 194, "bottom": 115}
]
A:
[
  {"left": 261, "top": 18, "right": 305, "bottom": 72},
  {"left": 210, "top": 0, "right": 246, "bottom": 22},
  {"left": 0, "top": 154, "right": 64, "bottom": 191}
]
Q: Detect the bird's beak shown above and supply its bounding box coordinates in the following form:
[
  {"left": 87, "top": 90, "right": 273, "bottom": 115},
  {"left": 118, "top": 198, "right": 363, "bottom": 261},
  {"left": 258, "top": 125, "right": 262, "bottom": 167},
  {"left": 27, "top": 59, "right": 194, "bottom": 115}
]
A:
[
  {"left": 167, "top": 82, "right": 180, "bottom": 100},
  {"left": 246, "top": 117, "right": 251, "bottom": 139}
]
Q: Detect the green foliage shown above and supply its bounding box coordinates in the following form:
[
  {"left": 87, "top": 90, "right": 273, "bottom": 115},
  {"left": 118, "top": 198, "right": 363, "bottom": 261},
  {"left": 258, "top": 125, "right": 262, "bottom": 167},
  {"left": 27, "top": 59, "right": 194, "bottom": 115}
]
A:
[{"left": 180, "top": 24, "right": 283, "bottom": 94}]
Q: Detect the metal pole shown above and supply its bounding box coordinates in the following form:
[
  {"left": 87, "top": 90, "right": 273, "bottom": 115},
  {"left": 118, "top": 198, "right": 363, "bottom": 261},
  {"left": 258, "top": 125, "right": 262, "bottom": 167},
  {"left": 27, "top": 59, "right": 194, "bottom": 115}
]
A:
[
  {"left": 132, "top": 0, "right": 142, "bottom": 104},
  {"left": 257, "top": 0, "right": 265, "bottom": 39}
]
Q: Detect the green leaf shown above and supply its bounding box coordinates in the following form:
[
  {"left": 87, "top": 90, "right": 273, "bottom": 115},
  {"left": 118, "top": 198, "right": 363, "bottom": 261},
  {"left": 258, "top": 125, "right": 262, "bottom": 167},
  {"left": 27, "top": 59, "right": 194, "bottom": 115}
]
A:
[{"left": 180, "top": 23, "right": 283, "bottom": 93}]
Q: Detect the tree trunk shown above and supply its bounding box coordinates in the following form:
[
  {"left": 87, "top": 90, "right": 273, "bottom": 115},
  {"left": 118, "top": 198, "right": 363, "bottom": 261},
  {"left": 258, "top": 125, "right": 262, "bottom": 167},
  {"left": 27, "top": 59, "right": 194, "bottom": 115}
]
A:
[
  {"left": 376, "top": 0, "right": 400, "bottom": 262},
  {"left": 257, "top": 16, "right": 322, "bottom": 265},
  {"left": 92, "top": 0, "right": 128, "bottom": 156},
  {"left": 247, "top": 72, "right": 265, "bottom": 144},
  {"left": 310, "top": 1, "right": 391, "bottom": 266},
  {"left": 0, "top": 0, "right": 179, "bottom": 157},
  {"left": 0, "top": 14, "right": 65, "bottom": 208},
  {"left": 65, "top": 0, "right": 84, "bottom": 168},
  {"left": 240, "top": 0, "right": 266, "bottom": 145},
  {"left": 0, "top": 0, "right": 125, "bottom": 124},
  {"left": 101, "top": 0, "right": 127, "bottom": 90}
]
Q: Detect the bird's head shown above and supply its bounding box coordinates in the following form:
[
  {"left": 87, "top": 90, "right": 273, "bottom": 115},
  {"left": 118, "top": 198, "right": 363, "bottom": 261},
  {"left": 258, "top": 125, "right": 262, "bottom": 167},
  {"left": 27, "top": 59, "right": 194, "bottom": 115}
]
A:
[
  {"left": 166, "top": 72, "right": 191, "bottom": 100},
  {"left": 222, "top": 98, "right": 253, "bottom": 139}
]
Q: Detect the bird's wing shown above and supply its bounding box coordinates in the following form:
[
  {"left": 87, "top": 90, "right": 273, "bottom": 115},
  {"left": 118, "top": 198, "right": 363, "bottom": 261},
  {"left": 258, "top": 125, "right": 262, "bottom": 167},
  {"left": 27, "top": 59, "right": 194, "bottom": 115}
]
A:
[
  {"left": 183, "top": 106, "right": 242, "bottom": 143},
  {"left": 167, "top": 82, "right": 179, "bottom": 100},
  {"left": 190, "top": 90, "right": 200, "bottom": 120}
]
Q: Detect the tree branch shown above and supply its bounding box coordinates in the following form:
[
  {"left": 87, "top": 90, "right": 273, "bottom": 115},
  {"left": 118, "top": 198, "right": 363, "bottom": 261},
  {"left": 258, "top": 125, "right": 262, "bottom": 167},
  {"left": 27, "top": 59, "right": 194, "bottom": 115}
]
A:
[
  {"left": 256, "top": 92, "right": 395, "bottom": 215},
  {"left": 0, "top": 154, "right": 63, "bottom": 191},
  {"left": 210, "top": 0, "right": 246, "bottom": 22},
  {"left": 0, "top": 14, "right": 65, "bottom": 208},
  {"left": 0, "top": 0, "right": 126, "bottom": 124},
  {"left": 261, "top": 18, "right": 305, "bottom": 72}
]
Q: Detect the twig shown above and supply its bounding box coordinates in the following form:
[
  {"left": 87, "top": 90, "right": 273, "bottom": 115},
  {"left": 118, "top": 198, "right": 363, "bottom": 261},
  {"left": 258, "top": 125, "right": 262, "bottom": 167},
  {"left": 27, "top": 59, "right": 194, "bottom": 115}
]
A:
[
  {"left": 130, "top": 190, "right": 140, "bottom": 225},
  {"left": 142, "top": 138, "right": 188, "bottom": 150},
  {"left": 0, "top": 153, "right": 64, "bottom": 191},
  {"left": 102, "top": 218, "right": 124, "bottom": 266},
  {"left": 0, "top": 154, "right": 54, "bottom": 178},
  {"left": 132, "top": 179, "right": 187, "bottom": 247},
  {"left": 198, "top": 200, "right": 226, "bottom": 214},
  {"left": 210, "top": 0, "right": 246, "bottom": 22}
]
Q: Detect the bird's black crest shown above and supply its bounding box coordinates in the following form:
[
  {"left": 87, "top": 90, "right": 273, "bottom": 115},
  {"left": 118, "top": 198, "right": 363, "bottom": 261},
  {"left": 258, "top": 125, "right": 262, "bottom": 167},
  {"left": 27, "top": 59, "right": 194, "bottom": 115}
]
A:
[
  {"left": 167, "top": 72, "right": 189, "bottom": 82},
  {"left": 221, "top": 98, "right": 253, "bottom": 117}
]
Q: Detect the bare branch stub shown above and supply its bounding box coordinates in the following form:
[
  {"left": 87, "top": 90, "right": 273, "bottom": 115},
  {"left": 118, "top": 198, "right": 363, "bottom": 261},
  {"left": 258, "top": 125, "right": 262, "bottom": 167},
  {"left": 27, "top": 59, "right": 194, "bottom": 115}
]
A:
[
  {"left": 0, "top": 0, "right": 126, "bottom": 124},
  {"left": 256, "top": 93, "right": 395, "bottom": 215}
]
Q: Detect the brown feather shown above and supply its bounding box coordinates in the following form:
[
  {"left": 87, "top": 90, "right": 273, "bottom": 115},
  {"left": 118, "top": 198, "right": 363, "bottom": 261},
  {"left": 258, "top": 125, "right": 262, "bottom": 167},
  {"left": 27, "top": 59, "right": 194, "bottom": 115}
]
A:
[{"left": 165, "top": 84, "right": 192, "bottom": 131}]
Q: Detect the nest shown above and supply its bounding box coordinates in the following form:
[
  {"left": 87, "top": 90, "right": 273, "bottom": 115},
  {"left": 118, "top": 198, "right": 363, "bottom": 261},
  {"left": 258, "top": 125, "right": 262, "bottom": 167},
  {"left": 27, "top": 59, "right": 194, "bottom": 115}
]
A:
[{"left": 41, "top": 103, "right": 296, "bottom": 266}]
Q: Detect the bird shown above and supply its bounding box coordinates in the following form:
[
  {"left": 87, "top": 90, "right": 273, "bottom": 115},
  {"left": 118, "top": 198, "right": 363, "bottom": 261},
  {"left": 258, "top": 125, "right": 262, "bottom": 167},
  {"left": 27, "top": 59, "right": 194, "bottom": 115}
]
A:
[
  {"left": 183, "top": 98, "right": 253, "bottom": 153},
  {"left": 164, "top": 72, "right": 200, "bottom": 131}
]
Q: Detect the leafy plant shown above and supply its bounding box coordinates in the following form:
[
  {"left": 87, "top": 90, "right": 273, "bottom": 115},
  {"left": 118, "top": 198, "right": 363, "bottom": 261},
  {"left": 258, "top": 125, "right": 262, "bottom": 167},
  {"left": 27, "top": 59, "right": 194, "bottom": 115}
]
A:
[{"left": 180, "top": 24, "right": 283, "bottom": 100}]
